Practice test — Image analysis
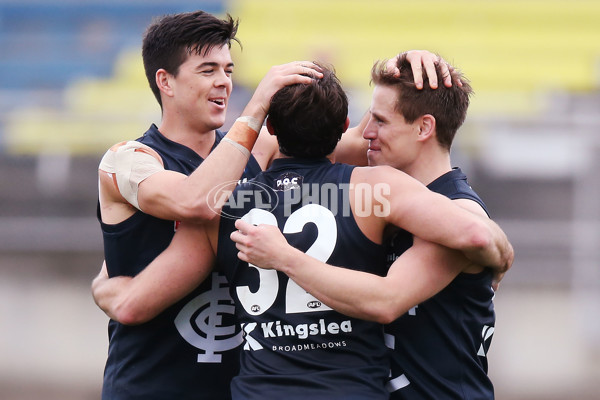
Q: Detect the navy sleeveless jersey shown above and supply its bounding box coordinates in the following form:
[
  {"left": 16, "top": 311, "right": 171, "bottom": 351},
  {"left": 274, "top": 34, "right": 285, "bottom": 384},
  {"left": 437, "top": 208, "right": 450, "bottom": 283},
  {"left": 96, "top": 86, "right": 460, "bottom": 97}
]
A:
[
  {"left": 98, "top": 124, "right": 261, "bottom": 400},
  {"left": 217, "top": 158, "right": 390, "bottom": 400},
  {"left": 385, "top": 168, "right": 496, "bottom": 400}
]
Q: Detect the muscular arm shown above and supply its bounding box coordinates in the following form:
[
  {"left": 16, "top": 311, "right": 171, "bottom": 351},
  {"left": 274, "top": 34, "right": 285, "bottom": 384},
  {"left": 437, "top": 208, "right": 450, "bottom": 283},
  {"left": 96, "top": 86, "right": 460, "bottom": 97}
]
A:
[
  {"left": 352, "top": 166, "right": 513, "bottom": 271},
  {"left": 304, "top": 238, "right": 469, "bottom": 323},
  {"left": 91, "top": 222, "right": 215, "bottom": 325},
  {"left": 230, "top": 191, "right": 504, "bottom": 323},
  {"left": 229, "top": 163, "right": 512, "bottom": 323},
  {"left": 231, "top": 223, "right": 468, "bottom": 323}
]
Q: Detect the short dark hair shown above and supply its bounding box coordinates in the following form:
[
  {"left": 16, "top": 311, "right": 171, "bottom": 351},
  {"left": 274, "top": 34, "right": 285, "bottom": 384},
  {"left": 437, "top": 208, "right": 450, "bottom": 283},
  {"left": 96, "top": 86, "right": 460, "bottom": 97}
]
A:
[
  {"left": 268, "top": 64, "right": 348, "bottom": 159},
  {"left": 371, "top": 53, "right": 473, "bottom": 150},
  {"left": 142, "top": 11, "right": 239, "bottom": 108}
]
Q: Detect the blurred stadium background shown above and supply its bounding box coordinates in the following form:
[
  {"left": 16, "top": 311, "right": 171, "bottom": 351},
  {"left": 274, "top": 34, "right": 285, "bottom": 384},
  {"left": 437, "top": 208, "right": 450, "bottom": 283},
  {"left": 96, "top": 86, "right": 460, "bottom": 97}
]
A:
[{"left": 0, "top": 0, "right": 599, "bottom": 399}]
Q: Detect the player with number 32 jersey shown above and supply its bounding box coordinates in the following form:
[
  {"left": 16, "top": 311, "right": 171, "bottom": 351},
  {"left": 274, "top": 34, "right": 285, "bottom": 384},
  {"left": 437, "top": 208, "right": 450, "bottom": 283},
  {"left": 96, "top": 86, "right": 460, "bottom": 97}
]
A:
[{"left": 217, "top": 158, "right": 390, "bottom": 400}]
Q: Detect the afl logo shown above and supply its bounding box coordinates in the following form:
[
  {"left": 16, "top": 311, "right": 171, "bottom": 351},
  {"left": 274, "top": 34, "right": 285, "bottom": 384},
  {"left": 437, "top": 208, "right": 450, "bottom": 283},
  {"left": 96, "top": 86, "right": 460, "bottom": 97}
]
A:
[
  {"left": 307, "top": 301, "right": 322, "bottom": 309},
  {"left": 251, "top": 305, "right": 261, "bottom": 313},
  {"left": 207, "top": 180, "right": 279, "bottom": 220}
]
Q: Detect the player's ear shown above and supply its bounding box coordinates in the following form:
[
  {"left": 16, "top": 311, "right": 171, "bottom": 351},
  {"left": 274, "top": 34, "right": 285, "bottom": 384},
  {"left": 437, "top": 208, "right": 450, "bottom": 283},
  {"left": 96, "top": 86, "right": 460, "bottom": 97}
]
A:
[
  {"left": 417, "top": 114, "right": 435, "bottom": 142},
  {"left": 266, "top": 117, "right": 276, "bottom": 136},
  {"left": 156, "top": 69, "right": 174, "bottom": 97},
  {"left": 343, "top": 117, "right": 350, "bottom": 133}
]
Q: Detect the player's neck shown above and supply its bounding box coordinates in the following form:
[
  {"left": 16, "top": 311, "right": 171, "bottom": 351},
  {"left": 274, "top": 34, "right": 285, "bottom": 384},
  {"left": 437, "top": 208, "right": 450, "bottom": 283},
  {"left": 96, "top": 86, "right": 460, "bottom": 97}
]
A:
[
  {"left": 158, "top": 118, "right": 217, "bottom": 158},
  {"left": 409, "top": 149, "right": 452, "bottom": 186}
]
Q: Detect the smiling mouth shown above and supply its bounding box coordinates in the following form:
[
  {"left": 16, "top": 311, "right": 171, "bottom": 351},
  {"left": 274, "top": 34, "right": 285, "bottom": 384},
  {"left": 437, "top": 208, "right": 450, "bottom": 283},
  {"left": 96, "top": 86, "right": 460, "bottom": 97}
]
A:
[{"left": 209, "top": 98, "right": 225, "bottom": 106}]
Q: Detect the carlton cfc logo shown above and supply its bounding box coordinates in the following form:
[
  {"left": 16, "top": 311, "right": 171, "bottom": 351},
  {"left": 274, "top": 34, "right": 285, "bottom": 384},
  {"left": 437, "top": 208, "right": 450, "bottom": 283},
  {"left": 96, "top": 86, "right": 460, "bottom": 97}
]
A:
[{"left": 174, "top": 272, "right": 243, "bottom": 363}]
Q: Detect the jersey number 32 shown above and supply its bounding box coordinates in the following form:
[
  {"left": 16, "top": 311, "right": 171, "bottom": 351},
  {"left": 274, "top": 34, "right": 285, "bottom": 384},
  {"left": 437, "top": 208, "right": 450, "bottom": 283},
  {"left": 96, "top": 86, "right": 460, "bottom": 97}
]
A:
[{"left": 236, "top": 204, "right": 336, "bottom": 315}]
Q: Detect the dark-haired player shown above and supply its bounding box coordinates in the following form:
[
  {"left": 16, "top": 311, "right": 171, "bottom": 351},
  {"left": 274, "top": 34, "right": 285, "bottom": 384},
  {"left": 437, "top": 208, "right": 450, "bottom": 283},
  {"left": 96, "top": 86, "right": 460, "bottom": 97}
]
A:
[{"left": 94, "top": 10, "right": 323, "bottom": 400}]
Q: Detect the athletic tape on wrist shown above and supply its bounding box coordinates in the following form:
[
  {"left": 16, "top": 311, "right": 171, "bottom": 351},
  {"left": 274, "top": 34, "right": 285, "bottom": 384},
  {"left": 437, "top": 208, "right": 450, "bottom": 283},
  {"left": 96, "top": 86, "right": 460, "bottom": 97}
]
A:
[
  {"left": 222, "top": 137, "right": 251, "bottom": 158},
  {"left": 236, "top": 116, "right": 262, "bottom": 133},
  {"left": 98, "top": 141, "right": 164, "bottom": 210},
  {"left": 223, "top": 117, "right": 261, "bottom": 154}
]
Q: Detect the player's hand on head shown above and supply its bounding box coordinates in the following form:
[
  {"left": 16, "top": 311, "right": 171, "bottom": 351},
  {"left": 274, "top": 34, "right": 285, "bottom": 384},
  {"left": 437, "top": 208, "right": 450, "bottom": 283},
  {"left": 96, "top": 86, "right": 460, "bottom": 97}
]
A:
[
  {"left": 251, "top": 61, "right": 324, "bottom": 116},
  {"left": 387, "top": 50, "right": 462, "bottom": 89},
  {"left": 434, "top": 55, "right": 463, "bottom": 89}
]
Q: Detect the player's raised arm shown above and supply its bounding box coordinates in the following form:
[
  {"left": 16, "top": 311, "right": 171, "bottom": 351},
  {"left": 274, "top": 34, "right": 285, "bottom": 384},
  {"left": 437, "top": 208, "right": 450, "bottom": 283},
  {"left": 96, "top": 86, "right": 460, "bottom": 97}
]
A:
[{"left": 99, "top": 62, "right": 323, "bottom": 223}]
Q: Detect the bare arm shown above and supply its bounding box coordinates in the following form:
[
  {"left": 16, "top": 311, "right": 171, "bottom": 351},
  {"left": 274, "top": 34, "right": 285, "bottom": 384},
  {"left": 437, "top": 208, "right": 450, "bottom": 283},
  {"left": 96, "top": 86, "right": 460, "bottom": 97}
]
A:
[
  {"left": 334, "top": 111, "right": 370, "bottom": 166},
  {"left": 252, "top": 126, "right": 280, "bottom": 170},
  {"left": 91, "top": 222, "right": 215, "bottom": 325},
  {"left": 351, "top": 166, "right": 513, "bottom": 271},
  {"left": 229, "top": 167, "right": 511, "bottom": 323},
  {"left": 99, "top": 62, "right": 323, "bottom": 224},
  {"left": 231, "top": 220, "right": 468, "bottom": 323},
  {"left": 137, "top": 62, "right": 323, "bottom": 221}
]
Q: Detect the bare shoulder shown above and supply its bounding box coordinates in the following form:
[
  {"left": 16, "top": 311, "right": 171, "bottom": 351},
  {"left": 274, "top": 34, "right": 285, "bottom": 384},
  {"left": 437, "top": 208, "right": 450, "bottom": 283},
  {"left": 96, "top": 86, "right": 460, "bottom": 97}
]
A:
[
  {"left": 100, "top": 141, "right": 163, "bottom": 172},
  {"left": 98, "top": 167, "right": 136, "bottom": 223},
  {"left": 98, "top": 140, "right": 163, "bottom": 223}
]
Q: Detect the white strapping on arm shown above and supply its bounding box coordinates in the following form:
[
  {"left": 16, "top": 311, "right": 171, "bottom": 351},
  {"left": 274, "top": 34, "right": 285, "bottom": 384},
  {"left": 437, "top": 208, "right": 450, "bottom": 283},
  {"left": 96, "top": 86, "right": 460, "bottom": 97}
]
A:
[
  {"left": 221, "top": 137, "right": 251, "bottom": 158},
  {"left": 98, "top": 141, "right": 164, "bottom": 210},
  {"left": 236, "top": 116, "right": 262, "bottom": 133}
]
